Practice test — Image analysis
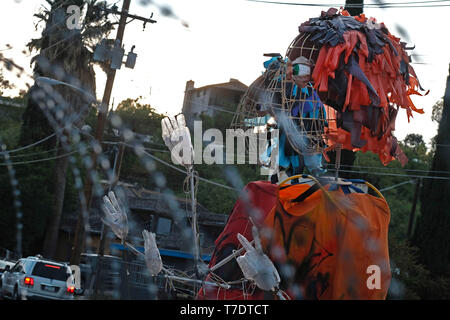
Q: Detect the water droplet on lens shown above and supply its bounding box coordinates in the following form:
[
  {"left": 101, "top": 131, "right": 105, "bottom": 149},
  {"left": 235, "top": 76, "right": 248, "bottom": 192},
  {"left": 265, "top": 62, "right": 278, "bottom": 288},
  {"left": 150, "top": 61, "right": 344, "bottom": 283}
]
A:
[{"left": 111, "top": 114, "right": 123, "bottom": 128}]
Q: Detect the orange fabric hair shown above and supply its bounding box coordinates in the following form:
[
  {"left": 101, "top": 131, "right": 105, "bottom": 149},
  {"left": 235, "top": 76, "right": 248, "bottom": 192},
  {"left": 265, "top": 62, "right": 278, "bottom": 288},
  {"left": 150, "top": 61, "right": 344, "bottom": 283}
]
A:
[{"left": 306, "top": 12, "right": 427, "bottom": 165}]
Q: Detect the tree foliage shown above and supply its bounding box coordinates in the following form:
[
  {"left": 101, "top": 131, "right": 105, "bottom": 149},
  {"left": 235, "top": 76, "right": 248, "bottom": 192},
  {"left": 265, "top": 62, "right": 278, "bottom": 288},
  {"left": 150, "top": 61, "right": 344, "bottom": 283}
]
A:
[
  {"left": 15, "top": 0, "right": 113, "bottom": 258},
  {"left": 0, "top": 69, "right": 15, "bottom": 96},
  {"left": 412, "top": 74, "right": 450, "bottom": 280}
]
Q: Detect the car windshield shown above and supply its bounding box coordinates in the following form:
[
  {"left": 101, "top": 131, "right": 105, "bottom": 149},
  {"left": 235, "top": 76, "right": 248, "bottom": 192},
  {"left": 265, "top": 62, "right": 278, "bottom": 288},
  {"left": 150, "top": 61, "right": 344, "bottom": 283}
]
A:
[{"left": 31, "top": 262, "right": 70, "bottom": 281}]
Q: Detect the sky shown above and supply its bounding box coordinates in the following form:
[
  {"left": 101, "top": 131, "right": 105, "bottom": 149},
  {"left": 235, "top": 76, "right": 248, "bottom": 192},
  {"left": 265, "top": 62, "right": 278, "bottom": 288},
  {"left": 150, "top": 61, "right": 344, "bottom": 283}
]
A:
[{"left": 1, "top": 0, "right": 449, "bottom": 146}]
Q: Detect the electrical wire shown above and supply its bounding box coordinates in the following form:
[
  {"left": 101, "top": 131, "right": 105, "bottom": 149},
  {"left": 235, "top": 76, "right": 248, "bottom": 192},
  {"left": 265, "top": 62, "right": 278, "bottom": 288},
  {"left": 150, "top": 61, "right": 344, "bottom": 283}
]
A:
[
  {"left": 183, "top": 98, "right": 239, "bottom": 116},
  {"left": 6, "top": 147, "right": 59, "bottom": 159},
  {"left": 126, "top": 144, "right": 240, "bottom": 191},
  {"left": 102, "top": 140, "right": 169, "bottom": 153},
  {"left": 379, "top": 179, "right": 415, "bottom": 192},
  {"left": 326, "top": 168, "right": 450, "bottom": 180},
  {"left": 206, "top": 105, "right": 237, "bottom": 115},
  {"left": 183, "top": 100, "right": 447, "bottom": 175},
  {"left": 114, "top": 139, "right": 450, "bottom": 188},
  {"left": 246, "top": 0, "right": 450, "bottom": 8},
  {"left": 324, "top": 163, "right": 450, "bottom": 175},
  {"left": 101, "top": 122, "right": 450, "bottom": 183},
  {"left": 0, "top": 149, "right": 80, "bottom": 167},
  {"left": 35, "top": 0, "right": 73, "bottom": 37},
  {"left": 37, "top": 11, "right": 102, "bottom": 58},
  {"left": 26, "top": 0, "right": 113, "bottom": 59},
  {"left": 39, "top": 33, "right": 79, "bottom": 54},
  {"left": 186, "top": 97, "right": 445, "bottom": 175},
  {"left": 0, "top": 133, "right": 57, "bottom": 155}
]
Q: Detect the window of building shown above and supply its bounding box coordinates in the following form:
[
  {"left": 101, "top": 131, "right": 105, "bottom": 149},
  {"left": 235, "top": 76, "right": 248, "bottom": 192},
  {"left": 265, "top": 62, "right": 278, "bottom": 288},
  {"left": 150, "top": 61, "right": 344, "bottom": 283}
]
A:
[{"left": 156, "top": 217, "right": 172, "bottom": 235}]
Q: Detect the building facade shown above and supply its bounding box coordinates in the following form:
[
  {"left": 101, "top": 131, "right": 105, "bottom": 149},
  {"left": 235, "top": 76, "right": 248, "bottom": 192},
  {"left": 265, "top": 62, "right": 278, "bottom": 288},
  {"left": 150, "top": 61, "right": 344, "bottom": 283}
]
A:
[{"left": 181, "top": 78, "right": 248, "bottom": 129}]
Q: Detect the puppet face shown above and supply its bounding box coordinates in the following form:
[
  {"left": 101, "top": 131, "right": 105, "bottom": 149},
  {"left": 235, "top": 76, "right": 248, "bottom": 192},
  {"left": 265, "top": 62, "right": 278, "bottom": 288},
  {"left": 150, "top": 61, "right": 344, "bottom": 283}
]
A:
[
  {"left": 289, "top": 56, "right": 312, "bottom": 88},
  {"left": 292, "top": 65, "right": 311, "bottom": 88}
]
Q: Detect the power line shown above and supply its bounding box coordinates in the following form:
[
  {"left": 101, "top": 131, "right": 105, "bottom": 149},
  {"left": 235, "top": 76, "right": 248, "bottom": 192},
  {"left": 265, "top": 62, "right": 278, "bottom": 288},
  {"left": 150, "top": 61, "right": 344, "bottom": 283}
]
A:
[
  {"left": 379, "top": 179, "right": 415, "bottom": 192},
  {"left": 36, "top": 0, "right": 74, "bottom": 36},
  {"left": 327, "top": 168, "right": 450, "bottom": 180},
  {"left": 202, "top": 104, "right": 237, "bottom": 115},
  {"left": 26, "top": 0, "right": 106, "bottom": 58},
  {"left": 7, "top": 148, "right": 58, "bottom": 159},
  {"left": 0, "top": 149, "right": 80, "bottom": 167},
  {"left": 184, "top": 98, "right": 238, "bottom": 115},
  {"left": 40, "top": 33, "right": 79, "bottom": 54},
  {"left": 124, "top": 143, "right": 240, "bottom": 191},
  {"left": 352, "top": 0, "right": 450, "bottom": 4},
  {"left": 324, "top": 163, "right": 450, "bottom": 175},
  {"left": 246, "top": 0, "right": 450, "bottom": 8},
  {"left": 131, "top": 141, "right": 450, "bottom": 187},
  {"left": 0, "top": 133, "right": 57, "bottom": 155},
  {"left": 103, "top": 140, "right": 169, "bottom": 153},
  {"left": 182, "top": 101, "right": 448, "bottom": 175}
]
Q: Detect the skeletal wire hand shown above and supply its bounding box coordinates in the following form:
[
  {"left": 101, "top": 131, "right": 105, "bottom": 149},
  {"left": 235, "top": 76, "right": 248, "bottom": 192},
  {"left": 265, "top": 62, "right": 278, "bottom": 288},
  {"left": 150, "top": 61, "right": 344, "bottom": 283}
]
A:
[
  {"left": 236, "top": 226, "right": 281, "bottom": 292},
  {"left": 100, "top": 191, "right": 129, "bottom": 242},
  {"left": 161, "top": 114, "right": 194, "bottom": 168},
  {"left": 142, "top": 229, "right": 163, "bottom": 276}
]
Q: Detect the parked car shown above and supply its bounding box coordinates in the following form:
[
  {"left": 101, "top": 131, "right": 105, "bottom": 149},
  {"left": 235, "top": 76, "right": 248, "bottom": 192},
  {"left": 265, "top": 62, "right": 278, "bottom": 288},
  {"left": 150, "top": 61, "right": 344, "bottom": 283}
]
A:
[{"left": 0, "top": 256, "right": 76, "bottom": 300}]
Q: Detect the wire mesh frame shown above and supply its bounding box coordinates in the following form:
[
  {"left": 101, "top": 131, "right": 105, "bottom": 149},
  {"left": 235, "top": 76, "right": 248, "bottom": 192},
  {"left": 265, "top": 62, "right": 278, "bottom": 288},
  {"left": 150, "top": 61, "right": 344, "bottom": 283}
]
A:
[
  {"left": 283, "top": 32, "right": 332, "bottom": 155},
  {"left": 280, "top": 80, "right": 328, "bottom": 155},
  {"left": 230, "top": 54, "right": 328, "bottom": 156},
  {"left": 285, "top": 32, "right": 320, "bottom": 65},
  {"left": 230, "top": 66, "right": 282, "bottom": 132}
]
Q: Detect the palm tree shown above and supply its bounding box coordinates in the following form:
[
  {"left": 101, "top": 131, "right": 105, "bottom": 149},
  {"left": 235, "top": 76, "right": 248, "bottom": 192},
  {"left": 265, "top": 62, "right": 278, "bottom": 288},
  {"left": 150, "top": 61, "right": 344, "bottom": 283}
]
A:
[{"left": 21, "top": 0, "right": 114, "bottom": 259}]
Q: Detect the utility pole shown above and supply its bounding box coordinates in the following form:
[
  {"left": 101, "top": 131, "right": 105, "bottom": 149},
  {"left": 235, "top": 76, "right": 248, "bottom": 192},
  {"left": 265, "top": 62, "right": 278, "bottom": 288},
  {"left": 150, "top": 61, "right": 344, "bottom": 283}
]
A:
[
  {"left": 70, "top": 0, "right": 156, "bottom": 266},
  {"left": 345, "top": 0, "right": 364, "bottom": 16},
  {"left": 97, "top": 141, "right": 125, "bottom": 256},
  {"left": 93, "top": 140, "right": 125, "bottom": 296},
  {"left": 97, "top": 141, "right": 125, "bottom": 258},
  {"left": 407, "top": 178, "right": 421, "bottom": 239}
]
